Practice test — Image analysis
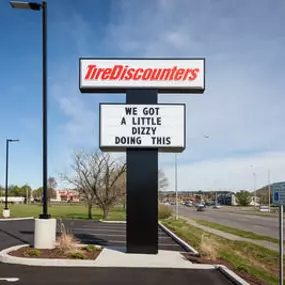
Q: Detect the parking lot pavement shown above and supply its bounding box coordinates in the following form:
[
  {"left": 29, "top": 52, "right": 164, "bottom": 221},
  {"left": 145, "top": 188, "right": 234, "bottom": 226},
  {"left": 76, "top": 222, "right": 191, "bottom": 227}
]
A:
[
  {"left": 68, "top": 221, "right": 184, "bottom": 251},
  {"left": 0, "top": 263, "right": 234, "bottom": 285},
  {"left": 0, "top": 220, "right": 236, "bottom": 285},
  {"left": 0, "top": 220, "right": 184, "bottom": 252}
]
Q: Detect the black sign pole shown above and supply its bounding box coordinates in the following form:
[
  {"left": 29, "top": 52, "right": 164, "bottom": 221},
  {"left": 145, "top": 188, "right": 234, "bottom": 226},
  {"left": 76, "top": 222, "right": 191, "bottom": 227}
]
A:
[{"left": 126, "top": 89, "right": 158, "bottom": 254}]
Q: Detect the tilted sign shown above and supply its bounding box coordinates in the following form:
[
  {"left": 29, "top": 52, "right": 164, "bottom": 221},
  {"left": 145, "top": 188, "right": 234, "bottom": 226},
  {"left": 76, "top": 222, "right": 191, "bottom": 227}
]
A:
[
  {"left": 272, "top": 182, "right": 285, "bottom": 205},
  {"left": 79, "top": 58, "right": 205, "bottom": 93},
  {"left": 99, "top": 104, "right": 186, "bottom": 152}
]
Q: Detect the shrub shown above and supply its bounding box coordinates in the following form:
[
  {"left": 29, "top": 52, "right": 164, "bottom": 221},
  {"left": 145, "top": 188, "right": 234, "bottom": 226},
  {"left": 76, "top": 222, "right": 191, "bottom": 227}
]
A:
[
  {"left": 158, "top": 204, "right": 173, "bottom": 219},
  {"left": 57, "top": 219, "right": 79, "bottom": 253},
  {"left": 69, "top": 251, "right": 87, "bottom": 259},
  {"left": 24, "top": 249, "right": 41, "bottom": 257},
  {"left": 84, "top": 245, "right": 98, "bottom": 252},
  {"left": 199, "top": 234, "right": 219, "bottom": 260}
]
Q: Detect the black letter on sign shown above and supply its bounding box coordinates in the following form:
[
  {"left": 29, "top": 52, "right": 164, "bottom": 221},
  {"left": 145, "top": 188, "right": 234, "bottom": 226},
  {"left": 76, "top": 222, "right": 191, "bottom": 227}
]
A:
[{"left": 121, "top": 117, "right": 126, "bottom": 125}]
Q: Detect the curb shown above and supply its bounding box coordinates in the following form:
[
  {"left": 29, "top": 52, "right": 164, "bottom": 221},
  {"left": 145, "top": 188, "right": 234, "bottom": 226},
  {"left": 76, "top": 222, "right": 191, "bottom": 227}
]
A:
[
  {"left": 158, "top": 222, "right": 199, "bottom": 254},
  {"left": 216, "top": 265, "right": 250, "bottom": 285},
  {"left": 99, "top": 220, "right": 126, "bottom": 223},
  {"left": 159, "top": 223, "right": 249, "bottom": 285},
  {"left": 0, "top": 244, "right": 251, "bottom": 282},
  {"left": 0, "top": 217, "right": 34, "bottom": 221},
  {"left": 0, "top": 244, "right": 103, "bottom": 267},
  {"left": 0, "top": 244, "right": 216, "bottom": 270}
]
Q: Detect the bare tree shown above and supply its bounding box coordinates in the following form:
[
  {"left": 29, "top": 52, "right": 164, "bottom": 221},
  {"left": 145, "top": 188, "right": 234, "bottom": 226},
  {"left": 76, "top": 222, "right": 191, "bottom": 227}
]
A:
[{"left": 63, "top": 151, "right": 126, "bottom": 219}]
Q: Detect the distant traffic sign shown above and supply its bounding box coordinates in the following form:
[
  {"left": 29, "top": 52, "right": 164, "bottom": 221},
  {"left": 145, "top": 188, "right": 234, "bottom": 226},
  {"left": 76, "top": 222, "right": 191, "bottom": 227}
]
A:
[{"left": 272, "top": 182, "right": 285, "bottom": 205}]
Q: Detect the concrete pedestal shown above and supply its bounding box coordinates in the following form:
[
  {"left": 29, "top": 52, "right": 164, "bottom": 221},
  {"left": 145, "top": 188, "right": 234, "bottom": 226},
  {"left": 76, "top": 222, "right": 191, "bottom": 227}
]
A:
[
  {"left": 34, "top": 218, "right": 56, "bottom": 249},
  {"left": 2, "top": 209, "right": 10, "bottom": 218}
]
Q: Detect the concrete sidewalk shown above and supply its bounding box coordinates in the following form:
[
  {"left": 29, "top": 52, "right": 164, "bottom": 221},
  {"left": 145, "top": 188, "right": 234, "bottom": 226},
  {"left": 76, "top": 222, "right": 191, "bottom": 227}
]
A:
[{"left": 182, "top": 217, "right": 279, "bottom": 251}]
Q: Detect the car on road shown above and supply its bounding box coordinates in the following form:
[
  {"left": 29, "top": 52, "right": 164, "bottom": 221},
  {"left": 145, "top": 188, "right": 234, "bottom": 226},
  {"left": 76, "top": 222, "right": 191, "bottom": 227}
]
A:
[
  {"left": 197, "top": 205, "right": 206, "bottom": 212},
  {"left": 196, "top": 204, "right": 206, "bottom": 211}
]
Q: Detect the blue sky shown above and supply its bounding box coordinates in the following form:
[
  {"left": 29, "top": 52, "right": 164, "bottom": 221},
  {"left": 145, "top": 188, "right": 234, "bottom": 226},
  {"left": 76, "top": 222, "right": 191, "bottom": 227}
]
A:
[{"left": 1, "top": 0, "right": 285, "bottom": 191}]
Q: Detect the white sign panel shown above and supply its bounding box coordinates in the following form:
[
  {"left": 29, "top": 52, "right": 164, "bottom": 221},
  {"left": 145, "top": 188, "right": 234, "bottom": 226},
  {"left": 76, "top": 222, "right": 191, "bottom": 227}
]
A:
[
  {"left": 80, "top": 58, "right": 205, "bottom": 94},
  {"left": 99, "top": 104, "right": 186, "bottom": 152},
  {"left": 273, "top": 183, "right": 285, "bottom": 205}
]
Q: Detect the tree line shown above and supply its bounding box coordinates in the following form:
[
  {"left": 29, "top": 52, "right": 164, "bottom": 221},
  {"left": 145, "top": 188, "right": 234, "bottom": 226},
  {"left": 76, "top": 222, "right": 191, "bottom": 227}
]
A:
[{"left": 0, "top": 176, "right": 58, "bottom": 200}]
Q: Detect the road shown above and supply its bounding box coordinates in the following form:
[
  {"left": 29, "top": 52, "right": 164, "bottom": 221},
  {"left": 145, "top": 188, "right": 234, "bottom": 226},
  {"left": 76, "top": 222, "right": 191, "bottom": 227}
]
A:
[{"left": 177, "top": 205, "right": 282, "bottom": 239}]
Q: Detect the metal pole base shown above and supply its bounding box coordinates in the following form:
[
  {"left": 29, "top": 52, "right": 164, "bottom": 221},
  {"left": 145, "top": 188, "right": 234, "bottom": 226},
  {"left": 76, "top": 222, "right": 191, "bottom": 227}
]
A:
[{"left": 39, "top": 213, "right": 51, "bottom": 219}]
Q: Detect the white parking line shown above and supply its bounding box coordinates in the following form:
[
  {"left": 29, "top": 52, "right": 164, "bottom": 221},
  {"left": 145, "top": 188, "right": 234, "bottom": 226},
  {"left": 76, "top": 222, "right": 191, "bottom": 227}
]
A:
[
  {"left": 73, "top": 228, "right": 170, "bottom": 237},
  {"left": 74, "top": 228, "right": 126, "bottom": 233},
  {"left": 78, "top": 239, "right": 180, "bottom": 247},
  {"left": 94, "top": 233, "right": 125, "bottom": 237},
  {"left": 0, "top": 278, "right": 19, "bottom": 282}
]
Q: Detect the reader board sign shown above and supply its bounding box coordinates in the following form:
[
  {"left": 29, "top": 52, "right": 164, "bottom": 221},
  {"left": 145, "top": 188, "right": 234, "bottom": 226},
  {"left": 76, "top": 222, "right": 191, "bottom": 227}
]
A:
[
  {"left": 99, "top": 104, "right": 186, "bottom": 152},
  {"left": 79, "top": 58, "right": 205, "bottom": 94},
  {"left": 273, "top": 182, "right": 285, "bottom": 205}
]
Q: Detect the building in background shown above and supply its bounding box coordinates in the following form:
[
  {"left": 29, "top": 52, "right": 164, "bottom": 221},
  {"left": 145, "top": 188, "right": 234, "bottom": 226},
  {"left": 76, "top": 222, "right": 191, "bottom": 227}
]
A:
[{"left": 50, "top": 189, "right": 80, "bottom": 203}]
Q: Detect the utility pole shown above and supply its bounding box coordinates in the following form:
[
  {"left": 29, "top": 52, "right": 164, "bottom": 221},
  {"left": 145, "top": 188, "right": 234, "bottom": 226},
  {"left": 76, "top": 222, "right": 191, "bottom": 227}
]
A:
[
  {"left": 268, "top": 170, "right": 271, "bottom": 212},
  {"left": 175, "top": 153, "right": 178, "bottom": 220},
  {"left": 253, "top": 172, "right": 257, "bottom": 209},
  {"left": 26, "top": 184, "right": 29, "bottom": 204}
]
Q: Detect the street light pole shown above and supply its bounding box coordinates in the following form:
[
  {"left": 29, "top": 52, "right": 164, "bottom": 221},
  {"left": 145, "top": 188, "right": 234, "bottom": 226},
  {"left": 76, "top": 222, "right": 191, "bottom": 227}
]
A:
[
  {"left": 268, "top": 170, "right": 271, "bottom": 212},
  {"left": 5, "top": 140, "right": 9, "bottom": 211},
  {"left": 174, "top": 135, "right": 210, "bottom": 219},
  {"left": 250, "top": 165, "right": 257, "bottom": 209},
  {"left": 10, "top": 1, "right": 49, "bottom": 219},
  {"left": 41, "top": 1, "right": 49, "bottom": 219},
  {"left": 253, "top": 172, "right": 256, "bottom": 209},
  {"left": 175, "top": 153, "right": 178, "bottom": 220},
  {"left": 4, "top": 139, "right": 19, "bottom": 214},
  {"left": 10, "top": 0, "right": 56, "bottom": 250}
]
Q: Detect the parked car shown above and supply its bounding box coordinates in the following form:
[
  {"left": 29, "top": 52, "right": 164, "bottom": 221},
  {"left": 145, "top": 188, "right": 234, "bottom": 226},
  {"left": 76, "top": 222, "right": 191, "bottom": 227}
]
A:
[{"left": 185, "top": 202, "right": 192, "bottom": 207}]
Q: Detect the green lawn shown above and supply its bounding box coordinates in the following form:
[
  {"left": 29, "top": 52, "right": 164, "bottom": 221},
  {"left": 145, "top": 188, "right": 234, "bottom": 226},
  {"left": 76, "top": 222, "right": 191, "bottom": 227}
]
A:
[
  {"left": 0, "top": 204, "right": 126, "bottom": 221},
  {"left": 229, "top": 210, "right": 278, "bottom": 218},
  {"left": 162, "top": 218, "right": 281, "bottom": 285},
  {"left": 195, "top": 219, "right": 279, "bottom": 244}
]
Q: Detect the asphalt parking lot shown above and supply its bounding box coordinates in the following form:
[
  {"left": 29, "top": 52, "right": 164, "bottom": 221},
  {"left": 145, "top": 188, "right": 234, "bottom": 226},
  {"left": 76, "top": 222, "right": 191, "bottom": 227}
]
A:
[
  {"left": 0, "top": 219, "right": 236, "bottom": 284},
  {"left": 0, "top": 264, "right": 234, "bottom": 285},
  {"left": 0, "top": 220, "right": 184, "bottom": 251}
]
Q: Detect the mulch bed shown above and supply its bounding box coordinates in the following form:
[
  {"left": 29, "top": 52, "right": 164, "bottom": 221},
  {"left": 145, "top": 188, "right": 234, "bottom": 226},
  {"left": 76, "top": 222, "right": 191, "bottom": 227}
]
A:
[
  {"left": 9, "top": 246, "right": 101, "bottom": 260},
  {"left": 183, "top": 253, "right": 268, "bottom": 285}
]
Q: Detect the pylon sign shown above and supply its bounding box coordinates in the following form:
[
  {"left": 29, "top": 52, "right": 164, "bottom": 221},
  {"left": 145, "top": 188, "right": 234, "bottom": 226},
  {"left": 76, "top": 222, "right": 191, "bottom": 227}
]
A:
[{"left": 79, "top": 58, "right": 205, "bottom": 255}]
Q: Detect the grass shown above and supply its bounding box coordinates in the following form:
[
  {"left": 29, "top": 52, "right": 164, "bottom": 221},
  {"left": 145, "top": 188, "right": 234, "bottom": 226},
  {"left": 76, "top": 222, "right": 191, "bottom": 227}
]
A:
[
  {"left": 195, "top": 219, "right": 279, "bottom": 244},
  {"left": 162, "top": 218, "right": 281, "bottom": 285},
  {"left": 0, "top": 203, "right": 126, "bottom": 221},
  {"left": 228, "top": 210, "right": 278, "bottom": 218}
]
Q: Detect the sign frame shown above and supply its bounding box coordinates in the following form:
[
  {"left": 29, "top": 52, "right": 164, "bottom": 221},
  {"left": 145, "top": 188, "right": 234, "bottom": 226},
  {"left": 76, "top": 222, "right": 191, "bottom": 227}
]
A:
[
  {"left": 99, "top": 102, "right": 186, "bottom": 153},
  {"left": 272, "top": 182, "right": 285, "bottom": 205},
  {"left": 272, "top": 182, "right": 285, "bottom": 285},
  {"left": 79, "top": 57, "right": 205, "bottom": 94}
]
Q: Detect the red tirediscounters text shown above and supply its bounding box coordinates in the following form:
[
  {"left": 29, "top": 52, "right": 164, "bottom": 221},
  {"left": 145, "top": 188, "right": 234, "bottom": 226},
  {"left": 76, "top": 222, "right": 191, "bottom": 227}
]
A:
[{"left": 84, "top": 65, "right": 200, "bottom": 81}]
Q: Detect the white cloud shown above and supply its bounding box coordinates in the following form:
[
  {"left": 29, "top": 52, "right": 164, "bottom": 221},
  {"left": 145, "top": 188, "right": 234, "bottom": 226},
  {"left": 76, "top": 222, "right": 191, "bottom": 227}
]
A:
[
  {"left": 163, "top": 151, "right": 285, "bottom": 192},
  {"left": 51, "top": 0, "right": 285, "bottom": 190}
]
